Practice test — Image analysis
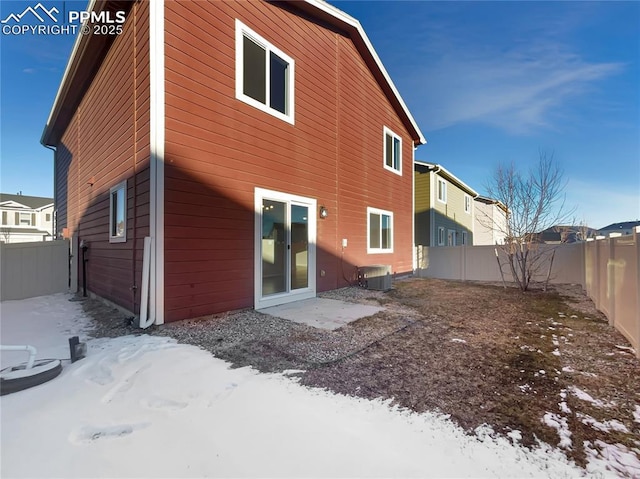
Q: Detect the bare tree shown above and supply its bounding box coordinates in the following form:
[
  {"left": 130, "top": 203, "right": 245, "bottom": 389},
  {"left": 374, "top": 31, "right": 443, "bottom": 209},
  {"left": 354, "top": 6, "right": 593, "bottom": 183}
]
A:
[
  {"left": 0, "top": 227, "right": 11, "bottom": 243},
  {"left": 485, "top": 150, "right": 575, "bottom": 291}
]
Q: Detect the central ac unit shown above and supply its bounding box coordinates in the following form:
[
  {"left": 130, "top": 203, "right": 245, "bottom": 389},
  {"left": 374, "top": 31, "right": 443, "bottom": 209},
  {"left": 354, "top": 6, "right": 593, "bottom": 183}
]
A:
[{"left": 358, "top": 264, "right": 392, "bottom": 291}]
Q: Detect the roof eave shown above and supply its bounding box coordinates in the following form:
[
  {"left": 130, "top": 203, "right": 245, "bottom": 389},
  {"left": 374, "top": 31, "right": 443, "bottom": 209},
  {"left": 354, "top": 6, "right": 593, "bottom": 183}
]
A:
[
  {"left": 42, "top": 0, "right": 426, "bottom": 148},
  {"left": 41, "top": 0, "right": 132, "bottom": 147},
  {"left": 414, "top": 161, "right": 478, "bottom": 196}
]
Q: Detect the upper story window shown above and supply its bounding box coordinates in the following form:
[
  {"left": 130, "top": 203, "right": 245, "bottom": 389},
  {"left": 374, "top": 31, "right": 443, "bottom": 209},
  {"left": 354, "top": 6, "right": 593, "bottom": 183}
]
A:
[
  {"left": 464, "top": 194, "right": 471, "bottom": 213},
  {"left": 235, "top": 19, "right": 295, "bottom": 124},
  {"left": 367, "top": 207, "right": 393, "bottom": 253},
  {"left": 437, "top": 178, "right": 447, "bottom": 204},
  {"left": 18, "top": 212, "right": 34, "bottom": 226},
  {"left": 109, "top": 180, "right": 127, "bottom": 243},
  {"left": 383, "top": 127, "right": 402, "bottom": 175}
]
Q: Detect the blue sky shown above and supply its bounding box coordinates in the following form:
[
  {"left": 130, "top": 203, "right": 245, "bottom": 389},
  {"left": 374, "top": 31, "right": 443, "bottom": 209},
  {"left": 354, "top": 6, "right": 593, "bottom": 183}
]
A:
[{"left": 1, "top": 1, "right": 638, "bottom": 229}]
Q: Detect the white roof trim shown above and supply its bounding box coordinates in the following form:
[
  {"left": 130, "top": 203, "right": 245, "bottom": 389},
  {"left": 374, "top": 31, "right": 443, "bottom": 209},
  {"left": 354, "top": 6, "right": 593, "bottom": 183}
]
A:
[
  {"left": 415, "top": 160, "right": 478, "bottom": 197},
  {"left": 0, "top": 200, "right": 30, "bottom": 209}
]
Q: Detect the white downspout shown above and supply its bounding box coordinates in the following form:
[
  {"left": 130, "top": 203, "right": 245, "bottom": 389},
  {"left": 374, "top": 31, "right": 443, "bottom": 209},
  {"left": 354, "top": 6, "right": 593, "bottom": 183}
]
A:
[
  {"left": 139, "top": 237, "right": 153, "bottom": 328},
  {"left": 149, "top": 0, "right": 165, "bottom": 325}
]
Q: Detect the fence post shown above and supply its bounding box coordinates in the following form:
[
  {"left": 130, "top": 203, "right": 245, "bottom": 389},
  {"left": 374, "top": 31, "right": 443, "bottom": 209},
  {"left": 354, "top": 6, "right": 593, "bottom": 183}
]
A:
[
  {"left": 607, "top": 233, "right": 620, "bottom": 326},
  {"left": 594, "top": 236, "right": 605, "bottom": 310},
  {"left": 634, "top": 227, "right": 640, "bottom": 358},
  {"left": 607, "top": 234, "right": 621, "bottom": 327},
  {"left": 461, "top": 245, "right": 466, "bottom": 281},
  {"left": 580, "top": 240, "right": 586, "bottom": 289}
]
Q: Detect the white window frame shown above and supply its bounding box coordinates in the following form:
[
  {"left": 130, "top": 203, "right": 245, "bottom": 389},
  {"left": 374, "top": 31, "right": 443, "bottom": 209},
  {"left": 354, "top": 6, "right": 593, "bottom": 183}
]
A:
[
  {"left": 109, "top": 180, "right": 127, "bottom": 243},
  {"left": 383, "top": 126, "right": 402, "bottom": 175},
  {"left": 437, "top": 178, "right": 447, "bottom": 204},
  {"left": 19, "top": 212, "right": 32, "bottom": 226},
  {"left": 437, "top": 227, "right": 445, "bottom": 246},
  {"left": 235, "top": 19, "right": 295, "bottom": 125},
  {"left": 464, "top": 194, "right": 471, "bottom": 214},
  {"left": 367, "top": 207, "right": 394, "bottom": 254},
  {"left": 447, "top": 229, "right": 456, "bottom": 246}
]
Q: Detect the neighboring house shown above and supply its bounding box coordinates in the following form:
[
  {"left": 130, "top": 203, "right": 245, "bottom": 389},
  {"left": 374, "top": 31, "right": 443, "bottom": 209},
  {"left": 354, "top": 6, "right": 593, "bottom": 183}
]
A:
[
  {"left": 534, "top": 225, "right": 597, "bottom": 244},
  {"left": 414, "top": 161, "right": 477, "bottom": 247},
  {"left": 473, "top": 196, "right": 508, "bottom": 246},
  {"left": 0, "top": 193, "right": 54, "bottom": 243},
  {"left": 597, "top": 221, "right": 640, "bottom": 237},
  {"left": 41, "top": 0, "right": 425, "bottom": 324}
]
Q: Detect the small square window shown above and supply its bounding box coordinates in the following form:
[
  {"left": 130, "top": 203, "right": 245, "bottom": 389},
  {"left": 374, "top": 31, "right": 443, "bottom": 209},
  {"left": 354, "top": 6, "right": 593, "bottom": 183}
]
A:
[
  {"left": 46, "top": 213, "right": 51, "bottom": 221},
  {"left": 383, "top": 127, "right": 402, "bottom": 175},
  {"left": 367, "top": 207, "right": 393, "bottom": 253},
  {"left": 437, "top": 178, "right": 447, "bottom": 203},
  {"left": 236, "top": 20, "right": 294, "bottom": 124},
  {"left": 109, "top": 180, "right": 127, "bottom": 243},
  {"left": 464, "top": 194, "right": 471, "bottom": 214}
]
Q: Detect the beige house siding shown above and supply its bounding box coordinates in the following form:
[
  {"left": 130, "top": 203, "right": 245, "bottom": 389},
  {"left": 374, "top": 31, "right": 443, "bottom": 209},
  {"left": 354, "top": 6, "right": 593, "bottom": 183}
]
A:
[
  {"left": 414, "top": 163, "right": 475, "bottom": 246},
  {"left": 474, "top": 201, "right": 507, "bottom": 245},
  {"left": 433, "top": 178, "right": 473, "bottom": 232}
]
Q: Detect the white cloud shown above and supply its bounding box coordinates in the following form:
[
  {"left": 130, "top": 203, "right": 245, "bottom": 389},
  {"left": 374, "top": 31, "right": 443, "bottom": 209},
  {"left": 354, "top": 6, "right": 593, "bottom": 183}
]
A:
[{"left": 407, "top": 25, "right": 625, "bottom": 134}]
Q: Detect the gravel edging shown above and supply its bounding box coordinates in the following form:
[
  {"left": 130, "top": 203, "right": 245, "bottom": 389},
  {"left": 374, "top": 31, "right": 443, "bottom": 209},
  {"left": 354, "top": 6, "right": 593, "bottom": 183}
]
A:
[{"left": 81, "top": 286, "right": 418, "bottom": 373}]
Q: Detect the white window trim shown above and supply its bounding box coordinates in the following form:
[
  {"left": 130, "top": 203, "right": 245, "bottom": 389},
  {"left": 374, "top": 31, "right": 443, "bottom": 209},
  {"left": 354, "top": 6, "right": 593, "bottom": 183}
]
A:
[
  {"left": 19, "top": 212, "right": 33, "bottom": 226},
  {"left": 437, "top": 226, "right": 445, "bottom": 246},
  {"left": 464, "top": 194, "right": 471, "bottom": 214},
  {"left": 367, "top": 207, "right": 394, "bottom": 254},
  {"left": 235, "top": 19, "right": 295, "bottom": 125},
  {"left": 437, "top": 178, "right": 447, "bottom": 204},
  {"left": 109, "top": 180, "right": 127, "bottom": 243},
  {"left": 447, "top": 229, "right": 456, "bottom": 246},
  {"left": 382, "top": 126, "right": 402, "bottom": 176}
]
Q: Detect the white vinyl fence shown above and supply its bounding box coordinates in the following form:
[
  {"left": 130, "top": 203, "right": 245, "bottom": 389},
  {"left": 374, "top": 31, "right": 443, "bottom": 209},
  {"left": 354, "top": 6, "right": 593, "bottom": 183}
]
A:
[
  {"left": 416, "top": 227, "right": 640, "bottom": 356},
  {"left": 0, "top": 240, "right": 70, "bottom": 301}
]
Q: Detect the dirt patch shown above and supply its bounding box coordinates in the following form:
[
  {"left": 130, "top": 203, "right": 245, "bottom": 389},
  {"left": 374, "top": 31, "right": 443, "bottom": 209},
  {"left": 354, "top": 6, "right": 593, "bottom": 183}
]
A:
[{"left": 302, "top": 279, "right": 640, "bottom": 473}]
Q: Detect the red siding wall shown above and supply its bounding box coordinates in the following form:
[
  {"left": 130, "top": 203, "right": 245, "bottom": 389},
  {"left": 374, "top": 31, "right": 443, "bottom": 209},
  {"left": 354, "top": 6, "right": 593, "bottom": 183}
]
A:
[
  {"left": 164, "top": 1, "right": 414, "bottom": 321},
  {"left": 56, "top": 2, "right": 150, "bottom": 313}
]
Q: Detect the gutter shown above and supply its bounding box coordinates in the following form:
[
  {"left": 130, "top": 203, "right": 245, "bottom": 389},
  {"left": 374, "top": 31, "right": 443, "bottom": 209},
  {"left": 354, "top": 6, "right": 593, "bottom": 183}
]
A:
[{"left": 415, "top": 160, "right": 478, "bottom": 198}]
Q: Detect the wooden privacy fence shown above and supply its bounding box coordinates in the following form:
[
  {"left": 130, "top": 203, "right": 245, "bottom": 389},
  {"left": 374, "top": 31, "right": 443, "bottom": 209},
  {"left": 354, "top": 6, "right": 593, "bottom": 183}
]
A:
[
  {"left": 416, "top": 227, "right": 640, "bottom": 356},
  {"left": 0, "top": 240, "right": 70, "bottom": 301}
]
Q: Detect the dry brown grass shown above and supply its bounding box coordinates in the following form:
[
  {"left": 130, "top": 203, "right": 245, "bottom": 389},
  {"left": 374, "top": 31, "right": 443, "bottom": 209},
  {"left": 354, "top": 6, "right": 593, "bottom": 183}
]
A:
[{"left": 302, "top": 278, "right": 640, "bottom": 472}]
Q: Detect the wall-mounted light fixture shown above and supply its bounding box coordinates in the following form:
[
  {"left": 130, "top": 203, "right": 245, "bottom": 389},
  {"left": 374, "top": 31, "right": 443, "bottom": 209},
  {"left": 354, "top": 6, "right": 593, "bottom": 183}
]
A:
[{"left": 319, "top": 206, "right": 328, "bottom": 219}]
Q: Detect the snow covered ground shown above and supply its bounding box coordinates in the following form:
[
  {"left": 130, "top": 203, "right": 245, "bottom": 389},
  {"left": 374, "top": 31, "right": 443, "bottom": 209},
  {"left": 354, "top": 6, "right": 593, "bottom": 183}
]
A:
[{"left": 0, "top": 294, "right": 618, "bottom": 478}]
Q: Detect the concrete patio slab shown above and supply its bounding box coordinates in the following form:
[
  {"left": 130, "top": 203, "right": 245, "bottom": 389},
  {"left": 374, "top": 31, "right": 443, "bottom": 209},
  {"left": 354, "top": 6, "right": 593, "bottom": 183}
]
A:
[{"left": 258, "top": 297, "right": 384, "bottom": 330}]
